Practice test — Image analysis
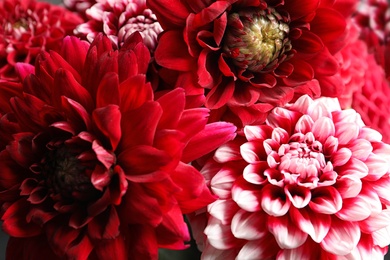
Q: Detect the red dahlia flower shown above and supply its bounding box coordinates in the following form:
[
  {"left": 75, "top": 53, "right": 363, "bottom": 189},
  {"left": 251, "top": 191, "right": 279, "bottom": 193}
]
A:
[
  {"left": 0, "top": 33, "right": 236, "bottom": 259},
  {"left": 192, "top": 95, "right": 390, "bottom": 259},
  {"left": 148, "top": 0, "right": 356, "bottom": 111},
  {"left": 0, "top": 0, "right": 83, "bottom": 82},
  {"left": 74, "top": 0, "right": 163, "bottom": 51}
]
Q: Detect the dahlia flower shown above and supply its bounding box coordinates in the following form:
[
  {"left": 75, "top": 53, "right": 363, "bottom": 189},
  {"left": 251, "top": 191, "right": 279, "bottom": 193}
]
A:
[
  {"left": 353, "top": 0, "right": 390, "bottom": 78},
  {"left": 148, "top": 0, "right": 357, "bottom": 112},
  {"left": 74, "top": 0, "right": 163, "bottom": 51},
  {"left": 351, "top": 53, "right": 390, "bottom": 144},
  {"left": 193, "top": 95, "right": 390, "bottom": 259},
  {"left": 0, "top": 33, "right": 236, "bottom": 259},
  {"left": 0, "top": 0, "right": 83, "bottom": 81},
  {"left": 336, "top": 22, "right": 368, "bottom": 109}
]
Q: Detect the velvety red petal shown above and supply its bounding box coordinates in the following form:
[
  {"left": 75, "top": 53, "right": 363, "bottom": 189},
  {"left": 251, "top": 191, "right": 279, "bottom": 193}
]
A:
[
  {"left": 156, "top": 88, "right": 185, "bottom": 129},
  {"left": 155, "top": 31, "right": 195, "bottom": 71},
  {"left": 94, "top": 234, "right": 127, "bottom": 260},
  {"left": 60, "top": 36, "right": 90, "bottom": 76},
  {"left": 53, "top": 68, "right": 94, "bottom": 112},
  {"left": 119, "top": 182, "right": 163, "bottom": 227},
  {"left": 155, "top": 204, "right": 190, "bottom": 249},
  {"left": 2, "top": 199, "right": 42, "bottom": 237},
  {"left": 119, "top": 74, "right": 153, "bottom": 112},
  {"left": 119, "top": 101, "right": 161, "bottom": 150},
  {"left": 147, "top": 0, "right": 190, "bottom": 29},
  {"left": 87, "top": 205, "right": 120, "bottom": 240},
  {"left": 182, "top": 121, "right": 237, "bottom": 163},
  {"left": 96, "top": 72, "right": 120, "bottom": 108},
  {"left": 92, "top": 105, "right": 121, "bottom": 150}
]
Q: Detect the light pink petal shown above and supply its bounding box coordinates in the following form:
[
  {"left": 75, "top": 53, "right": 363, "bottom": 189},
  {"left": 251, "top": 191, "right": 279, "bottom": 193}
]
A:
[
  {"left": 243, "top": 162, "right": 268, "bottom": 185},
  {"left": 321, "top": 218, "right": 360, "bottom": 255},
  {"left": 289, "top": 207, "right": 331, "bottom": 243},
  {"left": 335, "top": 196, "right": 373, "bottom": 222},
  {"left": 337, "top": 158, "right": 368, "bottom": 178},
  {"left": 236, "top": 235, "right": 279, "bottom": 259},
  {"left": 207, "top": 199, "right": 239, "bottom": 225},
  {"left": 311, "top": 117, "right": 335, "bottom": 143},
  {"left": 244, "top": 125, "right": 273, "bottom": 141},
  {"left": 261, "top": 184, "right": 291, "bottom": 216},
  {"left": 366, "top": 177, "right": 390, "bottom": 205},
  {"left": 204, "top": 217, "right": 238, "bottom": 250},
  {"left": 240, "top": 141, "right": 264, "bottom": 163},
  {"left": 309, "top": 186, "right": 342, "bottom": 214},
  {"left": 294, "top": 115, "right": 314, "bottom": 134},
  {"left": 268, "top": 215, "right": 308, "bottom": 249},
  {"left": 271, "top": 128, "right": 290, "bottom": 144},
  {"left": 210, "top": 167, "right": 239, "bottom": 199},
  {"left": 358, "top": 127, "right": 383, "bottom": 142},
  {"left": 363, "top": 153, "right": 390, "bottom": 181},
  {"left": 284, "top": 185, "right": 311, "bottom": 209},
  {"left": 372, "top": 225, "right": 390, "bottom": 248},
  {"left": 331, "top": 147, "right": 352, "bottom": 167},
  {"left": 232, "top": 185, "right": 261, "bottom": 212},
  {"left": 334, "top": 175, "right": 362, "bottom": 199},
  {"left": 277, "top": 240, "right": 322, "bottom": 260},
  {"left": 231, "top": 209, "right": 267, "bottom": 240},
  {"left": 213, "top": 140, "right": 243, "bottom": 163},
  {"left": 347, "top": 139, "right": 372, "bottom": 161},
  {"left": 334, "top": 122, "right": 359, "bottom": 145},
  {"left": 332, "top": 109, "right": 362, "bottom": 125},
  {"left": 307, "top": 101, "right": 333, "bottom": 122},
  {"left": 359, "top": 209, "right": 390, "bottom": 233},
  {"left": 289, "top": 95, "right": 313, "bottom": 114}
]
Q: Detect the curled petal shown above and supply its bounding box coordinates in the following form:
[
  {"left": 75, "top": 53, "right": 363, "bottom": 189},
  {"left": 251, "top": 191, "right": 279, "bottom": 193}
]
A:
[
  {"left": 284, "top": 185, "right": 311, "bottom": 209},
  {"left": 261, "top": 184, "right": 290, "bottom": 216}
]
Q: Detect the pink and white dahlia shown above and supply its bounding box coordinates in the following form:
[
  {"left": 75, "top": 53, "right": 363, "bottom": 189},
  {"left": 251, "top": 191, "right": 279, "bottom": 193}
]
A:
[
  {"left": 0, "top": 0, "right": 83, "bottom": 81},
  {"left": 74, "top": 0, "right": 163, "bottom": 51},
  {"left": 0, "top": 33, "right": 236, "bottom": 259},
  {"left": 194, "top": 95, "right": 390, "bottom": 259}
]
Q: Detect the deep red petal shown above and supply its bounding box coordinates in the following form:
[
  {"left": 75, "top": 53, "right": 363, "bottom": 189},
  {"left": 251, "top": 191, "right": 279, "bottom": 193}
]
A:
[{"left": 92, "top": 105, "right": 121, "bottom": 150}]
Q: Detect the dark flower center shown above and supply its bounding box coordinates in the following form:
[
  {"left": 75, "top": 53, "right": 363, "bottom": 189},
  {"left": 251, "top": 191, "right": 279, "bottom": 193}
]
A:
[
  {"left": 223, "top": 8, "right": 291, "bottom": 72},
  {"left": 43, "top": 147, "right": 100, "bottom": 201}
]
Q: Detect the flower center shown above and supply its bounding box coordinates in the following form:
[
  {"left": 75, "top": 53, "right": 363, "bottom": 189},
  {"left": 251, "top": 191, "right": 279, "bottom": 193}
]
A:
[
  {"left": 118, "top": 9, "right": 163, "bottom": 51},
  {"left": 265, "top": 132, "right": 337, "bottom": 189},
  {"left": 223, "top": 8, "right": 291, "bottom": 72},
  {"left": 43, "top": 147, "right": 100, "bottom": 201}
]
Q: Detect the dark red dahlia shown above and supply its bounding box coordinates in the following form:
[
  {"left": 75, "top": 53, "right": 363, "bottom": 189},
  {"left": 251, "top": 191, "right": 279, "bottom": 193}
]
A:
[
  {"left": 0, "top": 0, "right": 83, "bottom": 82},
  {"left": 148, "top": 0, "right": 356, "bottom": 113},
  {"left": 0, "top": 33, "right": 236, "bottom": 259}
]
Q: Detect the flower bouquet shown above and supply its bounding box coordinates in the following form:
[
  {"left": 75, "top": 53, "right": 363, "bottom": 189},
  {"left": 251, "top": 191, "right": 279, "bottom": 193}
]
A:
[{"left": 0, "top": 0, "right": 390, "bottom": 259}]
